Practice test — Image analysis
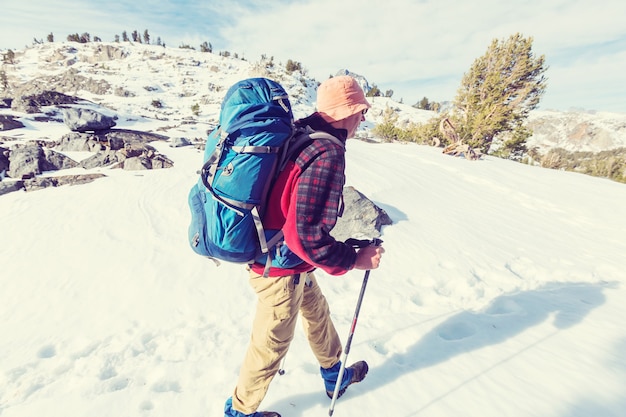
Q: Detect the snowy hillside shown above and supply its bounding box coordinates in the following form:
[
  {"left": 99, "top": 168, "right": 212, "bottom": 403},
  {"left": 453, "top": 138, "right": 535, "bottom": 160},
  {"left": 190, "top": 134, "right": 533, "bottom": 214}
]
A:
[
  {"left": 2, "top": 42, "right": 625, "bottom": 153},
  {"left": 1, "top": 42, "right": 626, "bottom": 417}
]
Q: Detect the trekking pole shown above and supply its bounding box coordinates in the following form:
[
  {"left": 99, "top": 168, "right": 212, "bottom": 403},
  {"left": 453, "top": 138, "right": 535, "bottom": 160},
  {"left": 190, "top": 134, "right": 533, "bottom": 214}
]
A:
[{"left": 328, "top": 238, "right": 382, "bottom": 416}]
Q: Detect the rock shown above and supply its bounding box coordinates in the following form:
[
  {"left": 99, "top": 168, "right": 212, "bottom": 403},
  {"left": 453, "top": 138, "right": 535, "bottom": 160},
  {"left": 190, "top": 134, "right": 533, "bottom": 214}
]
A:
[
  {"left": 0, "top": 180, "right": 24, "bottom": 196},
  {"left": 0, "top": 115, "right": 25, "bottom": 131},
  {"left": 63, "top": 107, "right": 117, "bottom": 132},
  {"left": 102, "top": 129, "right": 168, "bottom": 147},
  {"left": 11, "top": 90, "right": 80, "bottom": 113},
  {"left": 7, "top": 143, "right": 46, "bottom": 179},
  {"left": 331, "top": 186, "right": 392, "bottom": 242},
  {"left": 169, "top": 137, "right": 191, "bottom": 147},
  {"left": 23, "top": 173, "right": 106, "bottom": 192},
  {"left": 0, "top": 146, "right": 9, "bottom": 174},
  {"left": 44, "top": 149, "right": 79, "bottom": 170},
  {"left": 80, "top": 150, "right": 118, "bottom": 169},
  {"left": 120, "top": 156, "right": 153, "bottom": 170},
  {"left": 6, "top": 142, "right": 78, "bottom": 179},
  {"left": 55, "top": 132, "right": 104, "bottom": 152}
]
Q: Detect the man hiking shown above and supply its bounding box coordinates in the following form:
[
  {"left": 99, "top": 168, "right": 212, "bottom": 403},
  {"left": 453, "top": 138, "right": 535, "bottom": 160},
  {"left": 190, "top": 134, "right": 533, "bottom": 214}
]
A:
[{"left": 224, "top": 75, "right": 385, "bottom": 417}]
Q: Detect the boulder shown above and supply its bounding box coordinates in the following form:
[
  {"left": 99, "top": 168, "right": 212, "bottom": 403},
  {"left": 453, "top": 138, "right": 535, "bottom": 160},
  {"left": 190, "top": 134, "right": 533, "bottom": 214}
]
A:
[
  {"left": 63, "top": 107, "right": 117, "bottom": 132},
  {"left": 55, "top": 132, "right": 105, "bottom": 152},
  {"left": 7, "top": 143, "right": 46, "bottom": 179},
  {"left": 0, "top": 115, "right": 25, "bottom": 131},
  {"left": 6, "top": 143, "right": 78, "bottom": 179},
  {"left": 44, "top": 148, "right": 79, "bottom": 171},
  {"left": 331, "top": 186, "right": 392, "bottom": 242},
  {"left": 169, "top": 137, "right": 192, "bottom": 147}
]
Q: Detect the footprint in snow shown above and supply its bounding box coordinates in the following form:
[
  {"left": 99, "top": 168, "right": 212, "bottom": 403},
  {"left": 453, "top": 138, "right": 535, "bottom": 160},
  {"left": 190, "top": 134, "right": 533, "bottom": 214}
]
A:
[
  {"left": 437, "top": 322, "right": 476, "bottom": 341},
  {"left": 37, "top": 344, "right": 56, "bottom": 359}
]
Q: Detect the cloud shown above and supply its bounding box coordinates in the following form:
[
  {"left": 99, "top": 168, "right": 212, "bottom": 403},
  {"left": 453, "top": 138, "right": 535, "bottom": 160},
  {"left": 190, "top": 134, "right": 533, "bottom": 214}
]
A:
[
  {"left": 1, "top": 0, "right": 625, "bottom": 112},
  {"left": 218, "top": 0, "right": 626, "bottom": 111}
]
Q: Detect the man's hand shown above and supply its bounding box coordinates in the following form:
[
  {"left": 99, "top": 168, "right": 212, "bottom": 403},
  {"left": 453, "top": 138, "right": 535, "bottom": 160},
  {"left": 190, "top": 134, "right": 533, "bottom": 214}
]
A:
[{"left": 353, "top": 245, "right": 385, "bottom": 270}]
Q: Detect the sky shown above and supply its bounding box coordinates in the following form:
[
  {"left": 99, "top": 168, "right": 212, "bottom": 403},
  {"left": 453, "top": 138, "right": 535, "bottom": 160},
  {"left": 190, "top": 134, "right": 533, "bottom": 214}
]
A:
[
  {"left": 2, "top": 95, "right": 626, "bottom": 416},
  {"left": 1, "top": 0, "right": 626, "bottom": 113}
]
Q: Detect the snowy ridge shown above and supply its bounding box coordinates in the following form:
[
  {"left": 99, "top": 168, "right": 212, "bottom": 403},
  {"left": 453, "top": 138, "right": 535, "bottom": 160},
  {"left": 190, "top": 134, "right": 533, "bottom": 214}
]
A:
[{"left": 3, "top": 42, "right": 626, "bottom": 153}]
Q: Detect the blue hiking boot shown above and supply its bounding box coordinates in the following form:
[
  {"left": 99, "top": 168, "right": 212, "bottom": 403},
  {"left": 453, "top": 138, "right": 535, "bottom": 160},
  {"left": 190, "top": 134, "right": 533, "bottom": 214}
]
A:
[
  {"left": 321, "top": 360, "right": 369, "bottom": 399},
  {"left": 224, "top": 397, "right": 280, "bottom": 417}
]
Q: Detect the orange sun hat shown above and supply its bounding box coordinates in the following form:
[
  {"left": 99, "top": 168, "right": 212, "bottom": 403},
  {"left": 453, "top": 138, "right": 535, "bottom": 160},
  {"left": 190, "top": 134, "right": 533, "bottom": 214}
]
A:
[{"left": 316, "top": 75, "right": 371, "bottom": 122}]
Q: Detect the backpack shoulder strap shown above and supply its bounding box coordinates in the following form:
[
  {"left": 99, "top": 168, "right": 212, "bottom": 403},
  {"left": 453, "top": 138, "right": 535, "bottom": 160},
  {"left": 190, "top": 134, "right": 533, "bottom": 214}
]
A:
[{"left": 277, "top": 126, "right": 345, "bottom": 173}]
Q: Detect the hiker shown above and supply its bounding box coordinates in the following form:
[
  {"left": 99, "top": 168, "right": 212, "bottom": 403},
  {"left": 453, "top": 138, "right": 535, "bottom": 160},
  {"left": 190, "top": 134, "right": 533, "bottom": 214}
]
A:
[{"left": 224, "top": 75, "right": 385, "bottom": 417}]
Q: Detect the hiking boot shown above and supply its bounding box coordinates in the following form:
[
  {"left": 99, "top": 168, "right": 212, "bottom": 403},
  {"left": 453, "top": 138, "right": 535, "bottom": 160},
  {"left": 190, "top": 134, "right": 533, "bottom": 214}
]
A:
[
  {"left": 224, "top": 397, "right": 281, "bottom": 417},
  {"left": 322, "top": 360, "right": 369, "bottom": 399}
]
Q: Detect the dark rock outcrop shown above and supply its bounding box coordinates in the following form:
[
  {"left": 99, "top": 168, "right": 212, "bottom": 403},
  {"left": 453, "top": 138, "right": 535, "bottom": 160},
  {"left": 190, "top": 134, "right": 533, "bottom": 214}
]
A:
[{"left": 0, "top": 115, "right": 25, "bottom": 131}]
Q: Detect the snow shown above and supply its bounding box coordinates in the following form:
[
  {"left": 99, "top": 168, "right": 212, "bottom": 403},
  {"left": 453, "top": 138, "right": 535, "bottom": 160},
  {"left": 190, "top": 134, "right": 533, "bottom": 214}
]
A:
[
  {"left": 2, "top": 42, "right": 626, "bottom": 417},
  {"left": 2, "top": 140, "right": 626, "bottom": 417}
]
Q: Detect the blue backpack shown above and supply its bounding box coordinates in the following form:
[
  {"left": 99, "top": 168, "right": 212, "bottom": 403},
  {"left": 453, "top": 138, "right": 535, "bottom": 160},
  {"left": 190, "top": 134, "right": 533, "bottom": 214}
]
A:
[{"left": 187, "top": 77, "right": 342, "bottom": 274}]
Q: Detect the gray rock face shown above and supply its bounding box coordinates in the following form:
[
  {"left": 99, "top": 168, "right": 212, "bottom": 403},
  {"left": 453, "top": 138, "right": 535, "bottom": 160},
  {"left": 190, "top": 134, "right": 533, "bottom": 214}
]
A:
[
  {"left": 6, "top": 143, "right": 78, "bottom": 179},
  {"left": 63, "top": 108, "right": 117, "bottom": 132},
  {"left": 0, "top": 115, "right": 24, "bottom": 131},
  {"left": 11, "top": 91, "right": 80, "bottom": 114},
  {"left": 331, "top": 186, "right": 393, "bottom": 242},
  {"left": 7, "top": 143, "right": 46, "bottom": 179},
  {"left": 0, "top": 146, "right": 9, "bottom": 175}
]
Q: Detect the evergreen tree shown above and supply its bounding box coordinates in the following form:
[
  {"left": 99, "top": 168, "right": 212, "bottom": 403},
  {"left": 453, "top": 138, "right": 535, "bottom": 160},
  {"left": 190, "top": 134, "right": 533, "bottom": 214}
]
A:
[
  {"left": 0, "top": 70, "right": 8, "bottom": 91},
  {"left": 285, "top": 59, "right": 302, "bottom": 73},
  {"left": 3, "top": 49, "right": 15, "bottom": 64},
  {"left": 366, "top": 84, "right": 381, "bottom": 97},
  {"left": 416, "top": 96, "right": 430, "bottom": 110},
  {"left": 200, "top": 41, "right": 212, "bottom": 53},
  {"left": 452, "top": 33, "right": 547, "bottom": 153}
]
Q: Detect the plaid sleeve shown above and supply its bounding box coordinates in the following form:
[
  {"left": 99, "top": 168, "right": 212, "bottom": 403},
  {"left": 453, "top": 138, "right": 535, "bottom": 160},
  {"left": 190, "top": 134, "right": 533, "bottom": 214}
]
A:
[{"left": 288, "top": 140, "right": 357, "bottom": 274}]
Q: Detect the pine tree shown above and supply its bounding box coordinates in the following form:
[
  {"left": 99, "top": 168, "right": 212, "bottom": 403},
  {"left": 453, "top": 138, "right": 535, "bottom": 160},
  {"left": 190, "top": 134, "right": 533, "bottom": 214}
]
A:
[
  {"left": 452, "top": 33, "right": 547, "bottom": 153},
  {"left": 0, "top": 70, "right": 9, "bottom": 91},
  {"left": 3, "top": 49, "right": 15, "bottom": 64}
]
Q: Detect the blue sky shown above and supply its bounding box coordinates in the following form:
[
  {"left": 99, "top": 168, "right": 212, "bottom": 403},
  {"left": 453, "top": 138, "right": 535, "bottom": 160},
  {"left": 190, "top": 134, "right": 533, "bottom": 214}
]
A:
[{"left": 1, "top": 0, "right": 625, "bottom": 113}]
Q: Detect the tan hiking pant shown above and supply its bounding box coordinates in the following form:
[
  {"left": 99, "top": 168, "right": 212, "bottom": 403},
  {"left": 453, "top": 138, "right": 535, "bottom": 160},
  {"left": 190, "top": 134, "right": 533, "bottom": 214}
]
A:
[{"left": 232, "top": 270, "right": 342, "bottom": 414}]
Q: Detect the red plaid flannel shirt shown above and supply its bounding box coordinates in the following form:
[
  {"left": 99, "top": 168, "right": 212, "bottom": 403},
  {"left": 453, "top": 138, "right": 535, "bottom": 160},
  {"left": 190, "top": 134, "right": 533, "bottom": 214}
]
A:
[{"left": 250, "top": 113, "right": 357, "bottom": 276}]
